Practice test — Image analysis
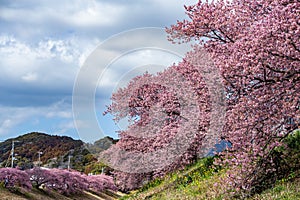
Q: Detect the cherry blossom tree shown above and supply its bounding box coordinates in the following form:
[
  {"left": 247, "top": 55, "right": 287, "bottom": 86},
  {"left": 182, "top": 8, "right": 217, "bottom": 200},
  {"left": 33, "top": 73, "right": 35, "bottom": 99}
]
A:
[
  {"left": 102, "top": 54, "right": 225, "bottom": 191},
  {"left": 46, "top": 169, "right": 88, "bottom": 195},
  {"left": 26, "top": 167, "right": 56, "bottom": 189},
  {"left": 167, "top": 0, "right": 300, "bottom": 195},
  {"left": 0, "top": 168, "right": 32, "bottom": 190},
  {"left": 85, "top": 174, "right": 117, "bottom": 192}
]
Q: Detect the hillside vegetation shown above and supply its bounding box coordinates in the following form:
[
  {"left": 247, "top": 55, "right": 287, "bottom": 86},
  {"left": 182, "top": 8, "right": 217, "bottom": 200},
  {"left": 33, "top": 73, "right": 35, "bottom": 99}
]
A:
[
  {"left": 120, "top": 157, "right": 300, "bottom": 200},
  {"left": 0, "top": 132, "right": 83, "bottom": 167},
  {"left": 0, "top": 132, "right": 117, "bottom": 174},
  {"left": 121, "top": 130, "right": 300, "bottom": 199}
]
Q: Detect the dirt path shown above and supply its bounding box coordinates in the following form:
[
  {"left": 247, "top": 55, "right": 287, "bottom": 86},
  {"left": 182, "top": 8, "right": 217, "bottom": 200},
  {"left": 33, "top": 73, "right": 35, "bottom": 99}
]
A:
[
  {"left": 0, "top": 187, "right": 124, "bottom": 200},
  {"left": 84, "top": 191, "right": 106, "bottom": 200}
]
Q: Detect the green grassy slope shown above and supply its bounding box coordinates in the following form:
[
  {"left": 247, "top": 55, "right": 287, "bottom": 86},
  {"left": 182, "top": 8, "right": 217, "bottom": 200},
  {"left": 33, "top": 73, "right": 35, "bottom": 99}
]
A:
[{"left": 120, "top": 157, "right": 300, "bottom": 200}]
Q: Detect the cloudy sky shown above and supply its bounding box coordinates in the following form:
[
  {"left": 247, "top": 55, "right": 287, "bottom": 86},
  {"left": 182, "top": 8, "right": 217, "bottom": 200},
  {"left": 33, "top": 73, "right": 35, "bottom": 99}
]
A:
[{"left": 0, "top": 0, "right": 197, "bottom": 143}]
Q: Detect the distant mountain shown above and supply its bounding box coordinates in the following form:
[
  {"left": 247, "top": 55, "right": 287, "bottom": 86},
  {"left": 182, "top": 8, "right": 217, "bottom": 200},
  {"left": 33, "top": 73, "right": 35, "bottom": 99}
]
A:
[
  {"left": 0, "top": 132, "right": 118, "bottom": 173},
  {"left": 86, "top": 136, "right": 119, "bottom": 154},
  {"left": 0, "top": 132, "right": 84, "bottom": 168}
]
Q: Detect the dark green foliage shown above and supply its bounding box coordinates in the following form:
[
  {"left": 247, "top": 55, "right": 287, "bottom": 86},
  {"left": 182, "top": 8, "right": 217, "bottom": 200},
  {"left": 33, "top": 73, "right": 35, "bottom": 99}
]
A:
[
  {"left": 140, "top": 177, "right": 164, "bottom": 192},
  {"left": 245, "top": 130, "right": 300, "bottom": 196},
  {"left": 283, "top": 130, "right": 300, "bottom": 169}
]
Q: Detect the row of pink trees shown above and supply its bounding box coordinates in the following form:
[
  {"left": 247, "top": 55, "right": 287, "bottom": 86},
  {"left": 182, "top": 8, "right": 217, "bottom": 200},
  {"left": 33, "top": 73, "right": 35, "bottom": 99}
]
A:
[
  {"left": 102, "top": 0, "right": 299, "bottom": 195},
  {"left": 0, "top": 167, "right": 116, "bottom": 195}
]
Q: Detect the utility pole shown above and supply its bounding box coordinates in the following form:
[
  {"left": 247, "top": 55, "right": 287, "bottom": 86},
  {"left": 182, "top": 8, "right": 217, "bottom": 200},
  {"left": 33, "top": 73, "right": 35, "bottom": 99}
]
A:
[
  {"left": 67, "top": 149, "right": 74, "bottom": 171},
  {"left": 38, "top": 152, "right": 43, "bottom": 167},
  {"left": 11, "top": 140, "right": 20, "bottom": 168},
  {"left": 11, "top": 141, "right": 14, "bottom": 168},
  {"left": 67, "top": 154, "right": 72, "bottom": 171}
]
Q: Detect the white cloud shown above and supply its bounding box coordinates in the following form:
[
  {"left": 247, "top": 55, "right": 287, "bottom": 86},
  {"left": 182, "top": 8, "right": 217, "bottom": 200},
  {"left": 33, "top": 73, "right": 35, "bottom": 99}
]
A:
[
  {"left": 0, "top": 35, "right": 97, "bottom": 88},
  {"left": 95, "top": 47, "right": 183, "bottom": 94},
  {"left": 37, "top": 38, "right": 82, "bottom": 62},
  {"left": 0, "top": 35, "right": 82, "bottom": 64},
  {"left": 0, "top": 0, "right": 125, "bottom": 29},
  {"left": 46, "top": 111, "right": 72, "bottom": 119},
  {"left": 0, "top": 0, "right": 198, "bottom": 141},
  {"left": 0, "top": 101, "right": 73, "bottom": 136},
  {"left": 64, "top": 1, "right": 125, "bottom": 27},
  {"left": 45, "top": 100, "right": 73, "bottom": 119},
  {"left": 0, "top": 107, "right": 35, "bottom": 135},
  {"left": 1, "top": 119, "right": 13, "bottom": 129},
  {"left": 21, "top": 72, "right": 38, "bottom": 82},
  {"left": 52, "top": 121, "right": 75, "bottom": 135}
]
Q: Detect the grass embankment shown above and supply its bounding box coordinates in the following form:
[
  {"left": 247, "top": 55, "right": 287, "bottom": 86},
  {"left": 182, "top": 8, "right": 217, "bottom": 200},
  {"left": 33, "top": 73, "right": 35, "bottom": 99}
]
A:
[{"left": 120, "top": 157, "right": 300, "bottom": 200}]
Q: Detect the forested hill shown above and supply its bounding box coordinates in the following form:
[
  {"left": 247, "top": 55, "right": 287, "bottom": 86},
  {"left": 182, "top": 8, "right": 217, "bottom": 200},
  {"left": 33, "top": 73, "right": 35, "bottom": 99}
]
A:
[
  {"left": 0, "top": 132, "right": 118, "bottom": 171},
  {"left": 0, "top": 132, "right": 83, "bottom": 167}
]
